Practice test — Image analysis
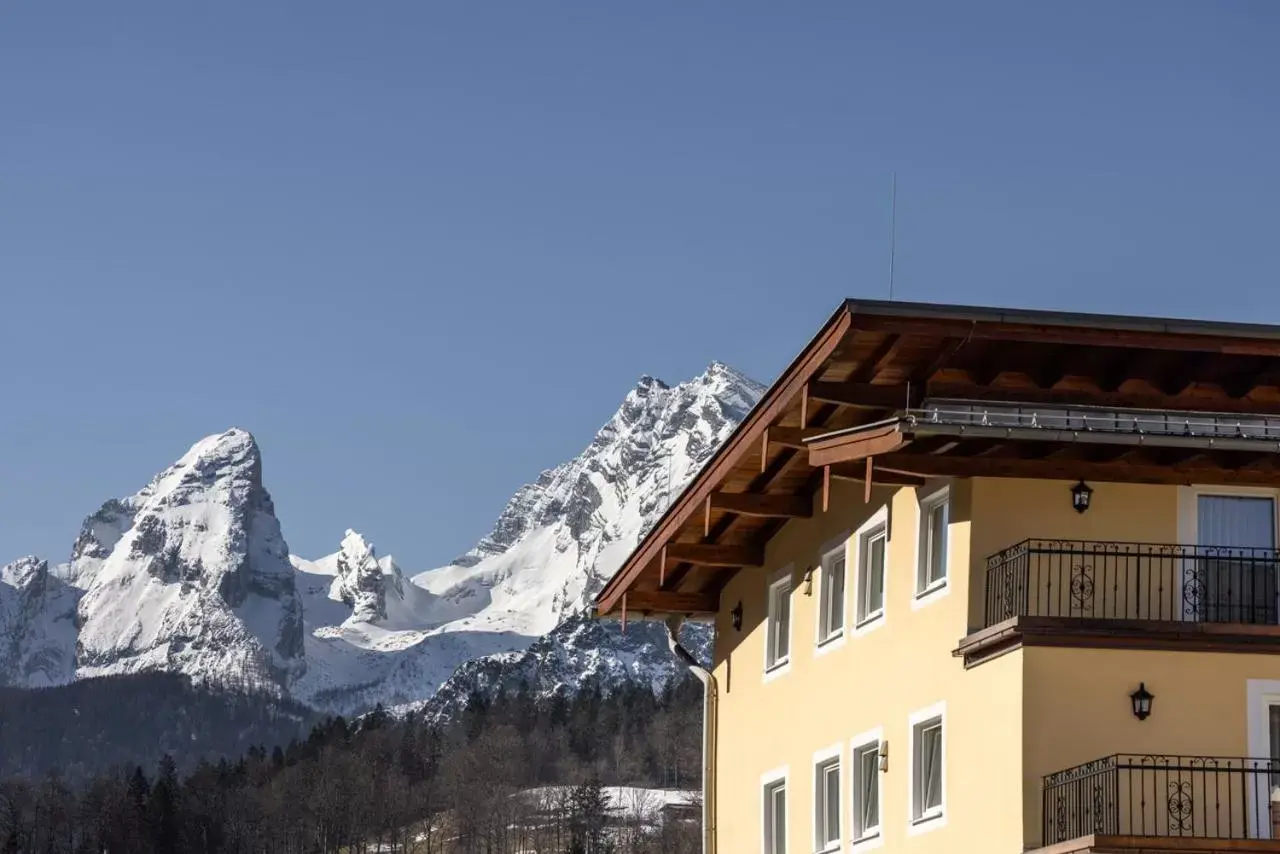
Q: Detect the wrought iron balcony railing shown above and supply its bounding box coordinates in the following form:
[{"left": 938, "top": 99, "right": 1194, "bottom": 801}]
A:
[
  {"left": 1043, "top": 754, "right": 1280, "bottom": 845},
  {"left": 984, "top": 540, "right": 1280, "bottom": 628}
]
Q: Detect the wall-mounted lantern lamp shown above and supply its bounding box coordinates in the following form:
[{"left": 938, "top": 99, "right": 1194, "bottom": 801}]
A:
[
  {"left": 1130, "top": 682, "right": 1154, "bottom": 721},
  {"left": 1071, "top": 479, "right": 1094, "bottom": 514},
  {"left": 730, "top": 602, "right": 743, "bottom": 632},
  {"left": 879, "top": 741, "right": 889, "bottom": 773},
  {"left": 803, "top": 566, "right": 814, "bottom": 596}
]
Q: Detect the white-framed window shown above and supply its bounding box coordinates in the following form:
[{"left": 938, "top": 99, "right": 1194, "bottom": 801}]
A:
[
  {"left": 908, "top": 703, "right": 946, "bottom": 831},
  {"left": 762, "top": 768, "right": 788, "bottom": 854},
  {"left": 855, "top": 507, "right": 888, "bottom": 628},
  {"left": 765, "top": 567, "right": 792, "bottom": 675},
  {"left": 851, "top": 730, "right": 883, "bottom": 845},
  {"left": 916, "top": 487, "right": 950, "bottom": 597},
  {"left": 817, "top": 541, "right": 847, "bottom": 646},
  {"left": 813, "top": 747, "right": 841, "bottom": 852}
]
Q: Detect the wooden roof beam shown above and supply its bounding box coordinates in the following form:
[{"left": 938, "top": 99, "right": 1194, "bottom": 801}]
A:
[
  {"left": 925, "top": 381, "right": 1280, "bottom": 416},
  {"left": 808, "top": 381, "right": 917, "bottom": 410},
  {"left": 664, "top": 542, "right": 765, "bottom": 568},
  {"left": 827, "top": 463, "right": 926, "bottom": 487},
  {"left": 849, "top": 333, "right": 904, "bottom": 384},
  {"left": 616, "top": 591, "right": 719, "bottom": 616},
  {"left": 807, "top": 422, "right": 911, "bottom": 467},
  {"left": 764, "top": 426, "right": 839, "bottom": 449},
  {"left": 871, "top": 450, "right": 1280, "bottom": 487},
  {"left": 709, "top": 492, "right": 812, "bottom": 519}
]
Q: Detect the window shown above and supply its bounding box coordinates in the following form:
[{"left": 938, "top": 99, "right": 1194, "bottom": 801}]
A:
[
  {"left": 855, "top": 509, "right": 888, "bottom": 627},
  {"left": 917, "top": 488, "right": 949, "bottom": 596},
  {"left": 911, "top": 710, "right": 945, "bottom": 825},
  {"left": 813, "top": 754, "right": 841, "bottom": 851},
  {"left": 852, "top": 738, "right": 881, "bottom": 842},
  {"left": 763, "top": 775, "right": 787, "bottom": 854},
  {"left": 817, "top": 545, "right": 846, "bottom": 644},
  {"left": 766, "top": 569, "right": 792, "bottom": 672}
]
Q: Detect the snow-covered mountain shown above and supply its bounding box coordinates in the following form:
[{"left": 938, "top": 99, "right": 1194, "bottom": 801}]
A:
[
  {"left": 0, "top": 557, "right": 79, "bottom": 688},
  {"left": 414, "top": 361, "right": 763, "bottom": 635},
  {"left": 0, "top": 362, "right": 763, "bottom": 717},
  {"left": 73, "top": 428, "right": 306, "bottom": 691}
]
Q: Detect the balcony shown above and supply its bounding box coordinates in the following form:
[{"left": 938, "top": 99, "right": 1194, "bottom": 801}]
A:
[
  {"left": 956, "top": 540, "right": 1280, "bottom": 666},
  {"left": 1038, "top": 754, "right": 1280, "bottom": 852},
  {"left": 984, "top": 540, "right": 1280, "bottom": 628}
]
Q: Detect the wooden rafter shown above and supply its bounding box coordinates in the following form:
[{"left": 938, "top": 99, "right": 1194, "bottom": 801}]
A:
[
  {"left": 709, "top": 492, "right": 812, "bottom": 519},
  {"left": 621, "top": 591, "right": 718, "bottom": 615},
  {"left": 664, "top": 542, "right": 764, "bottom": 568},
  {"left": 870, "top": 449, "right": 1280, "bottom": 487}
]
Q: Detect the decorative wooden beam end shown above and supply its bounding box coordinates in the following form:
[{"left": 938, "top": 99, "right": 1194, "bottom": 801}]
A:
[
  {"left": 659, "top": 546, "right": 667, "bottom": 587},
  {"left": 800, "top": 385, "right": 809, "bottom": 428},
  {"left": 823, "top": 465, "right": 831, "bottom": 513},
  {"left": 761, "top": 428, "right": 769, "bottom": 473},
  {"left": 865, "top": 456, "right": 874, "bottom": 503},
  {"left": 704, "top": 496, "right": 712, "bottom": 537}
]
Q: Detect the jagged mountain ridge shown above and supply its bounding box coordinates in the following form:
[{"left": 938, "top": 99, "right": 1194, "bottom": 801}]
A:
[{"left": 0, "top": 362, "right": 763, "bottom": 720}]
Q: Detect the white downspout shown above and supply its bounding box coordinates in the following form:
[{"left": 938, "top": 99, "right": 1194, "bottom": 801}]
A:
[{"left": 665, "top": 614, "right": 715, "bottom": 854}]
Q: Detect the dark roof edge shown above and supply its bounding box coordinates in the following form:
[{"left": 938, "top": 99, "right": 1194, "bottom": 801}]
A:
[{"left": 844, "top": 298, "right": 1280, "bottom": 341}]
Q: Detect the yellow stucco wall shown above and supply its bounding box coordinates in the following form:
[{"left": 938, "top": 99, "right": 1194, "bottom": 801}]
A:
[
  {"left": 708, "top": 475, "right": 1280, "bottom": 852},
  {"left": 1022, "top": 646, "right": 1280, "bottom": 846},
  {"left": 711, "top": 477, "right": 1025, "bottom": 854},
  {"left": 968, "top": 478, "right": 1181, "bottom": 630}
]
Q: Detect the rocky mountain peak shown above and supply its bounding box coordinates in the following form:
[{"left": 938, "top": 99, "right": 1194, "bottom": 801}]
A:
[
  {"left": 1, "top": 556, "right": 48, "bottom": 590},
  {"left": 72, "top": 428, "right": 305, "bottom": 691},
  {"left": 422, "top": 362, "right": 766, "bottom": 635},
  {"left": 331, "top": 530, "right": 392, "bottom": 623}
]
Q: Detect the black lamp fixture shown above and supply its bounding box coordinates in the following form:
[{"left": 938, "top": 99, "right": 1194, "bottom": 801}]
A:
[
  {"left": 1071, "top": 479, "right": 1094, "bottom": 514},
  {"left": 1129, "top": 682, "right": 1154, "bottom": 721},
  {"left": 731, "top": 601, "right": 743, "bottom": 632}
]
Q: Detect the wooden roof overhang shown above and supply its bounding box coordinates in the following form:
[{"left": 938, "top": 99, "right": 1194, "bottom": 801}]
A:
[{"left": 594, "top": 300, "right": 1280, "bottom": 621}]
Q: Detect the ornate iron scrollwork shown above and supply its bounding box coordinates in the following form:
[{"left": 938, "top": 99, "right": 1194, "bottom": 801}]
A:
[
  {"left": 1167, "top": 781, "right": 1193, "bottom": 833},
  {"left": 1070, "top": 563, "right": 1095, "bottom": 612}
]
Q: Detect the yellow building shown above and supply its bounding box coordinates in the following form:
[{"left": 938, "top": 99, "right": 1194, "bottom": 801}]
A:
[{"left": 596, "top": 300, "right": 1280, "bottom": 854}]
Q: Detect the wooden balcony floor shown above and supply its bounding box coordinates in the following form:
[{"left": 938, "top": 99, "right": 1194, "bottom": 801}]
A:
[{"left": 1030, "top": 835, "right": 1280, "bottom": 854}]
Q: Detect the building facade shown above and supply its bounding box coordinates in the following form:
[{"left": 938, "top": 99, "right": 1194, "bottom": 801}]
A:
[{"left": 597, "top": 300, "right": 1280, "bottom": 853}]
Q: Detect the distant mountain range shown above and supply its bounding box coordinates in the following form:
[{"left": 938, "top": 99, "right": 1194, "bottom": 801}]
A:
[{"left": 0, "top": 362, "right": 763, "bottom": 722}]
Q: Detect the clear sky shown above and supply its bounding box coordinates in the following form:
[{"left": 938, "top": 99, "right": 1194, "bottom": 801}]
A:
[{"left": 2, "top": 2, "right": 1278, "bottom": 572}]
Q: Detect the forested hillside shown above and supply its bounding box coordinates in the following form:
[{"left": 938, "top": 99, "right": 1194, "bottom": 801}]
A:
[{"left": 0, "top": 674, "right": 703, "bottom": 853}]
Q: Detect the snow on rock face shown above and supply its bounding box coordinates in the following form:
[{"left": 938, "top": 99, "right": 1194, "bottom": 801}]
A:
[
  {"left": 0, "top": 362, "right": 761, "bottom": 717},
  {"left": 293, "top": 362, "right": 761, "bottom": 716},
  {"left": 74, "top": 428, "right": 305, "bottom": 691},
  {"left": 0, "top": 557, "right": 79, "bottom": 688},
  {"left": 330, "top": 531, "right": 391, "bottom": 623},
  {"left": 416, "top": 362, "right": 765, "bottom": 637},
  {"left": 406, "top": 612, "right": 712, "bottom": 722}
]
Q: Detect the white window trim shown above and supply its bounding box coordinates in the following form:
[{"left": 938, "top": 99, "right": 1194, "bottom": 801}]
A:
[
  {"left": 1177, "top": 484, "right": 1280, "bottom": 546},
  {"left": 907, "top": 701, "right": 947, "bottom": 835},
  {"left": 849, "top": 727, "right": 884, "bottom": 850},
  {"left": 761, "top": 766, "right": 790, "bottom": 854},
  {"left": 764, "top": 565, "right": 794, "bottom": 682},
  {"left": 852, "top": 507, "right": 889, "bottom": 636},
  {"left": 812, "top": 743, "right": 844, "bottom": 854},
  {"left": 815, "top": 532, "right": 851, "bottom": 655},
  {"left": 1246, "top": 680, "right": 1280, "bottom": 840},
  {"left": 912, "top": 486, "right": 951, "bottom": 610}
]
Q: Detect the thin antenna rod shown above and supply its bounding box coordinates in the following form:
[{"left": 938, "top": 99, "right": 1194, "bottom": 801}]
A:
[{"left": 888, "top": 172, "right": 898, "bottom": 300}]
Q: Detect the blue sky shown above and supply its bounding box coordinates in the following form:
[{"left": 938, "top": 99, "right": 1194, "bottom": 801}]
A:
[{"left": 2, "top": 2, "right": 1277, "bottom": 571}]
